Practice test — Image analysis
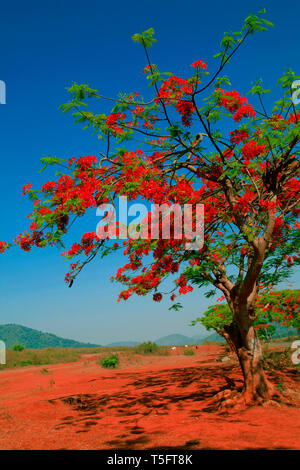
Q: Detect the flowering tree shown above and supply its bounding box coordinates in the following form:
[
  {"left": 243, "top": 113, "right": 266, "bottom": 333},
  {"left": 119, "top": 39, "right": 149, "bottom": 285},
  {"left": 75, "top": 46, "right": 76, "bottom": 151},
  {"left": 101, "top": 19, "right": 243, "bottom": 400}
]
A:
[
  {"left": 193, "top": 289, "right": 300, "bottom": 352},
  {"left": 17, "top": 10, "right": 300, "bottom": 404}
]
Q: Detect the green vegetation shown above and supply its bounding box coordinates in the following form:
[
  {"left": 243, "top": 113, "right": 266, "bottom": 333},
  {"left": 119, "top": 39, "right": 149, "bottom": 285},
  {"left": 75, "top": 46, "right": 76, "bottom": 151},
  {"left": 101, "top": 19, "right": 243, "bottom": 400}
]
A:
[
  {"left": 100, "top": 354, "right": 119, "bottom": 368},
  {"left": 183, "top": 349, "right": 195, "bottom": 356},
  {"left": 13, "top": 344, "right": 25, "bottom": 352},
  {"left": 134, "top": 342, "right": 170, "bottom": 356},
  {"left": 135, "top": 341, "right": 159, "bottom": 354}
]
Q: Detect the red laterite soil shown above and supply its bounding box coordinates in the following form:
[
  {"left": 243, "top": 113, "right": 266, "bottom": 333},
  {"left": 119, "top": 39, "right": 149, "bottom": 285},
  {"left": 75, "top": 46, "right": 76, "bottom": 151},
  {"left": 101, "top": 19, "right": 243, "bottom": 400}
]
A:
[{"left": 0, "top": 344, "right": 299, "bottom": 450}]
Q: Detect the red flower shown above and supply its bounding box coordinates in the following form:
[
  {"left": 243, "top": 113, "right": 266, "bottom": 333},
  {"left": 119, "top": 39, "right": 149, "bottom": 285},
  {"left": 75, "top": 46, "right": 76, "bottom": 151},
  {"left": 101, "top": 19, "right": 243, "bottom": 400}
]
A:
[
  {"left": 229, "top": 129, "right": 249, "bottom": 144},
  {"left": 39, "top": 207, "right": 52, "bottom": 216},
  {"left": 22, "top": 183, "right": 32, "bottom": 195},
  {"left": 191, "top": 59, "right": 207, "bottom": 69},
  {"left": 0, "top": 241, "right": 8, "bottom": 254},
  {"left": 153, "top": 292, "right": 163, "bottom": 302},
  {"left": 42, "top": 181, "right": 56, "bottom": 192}
]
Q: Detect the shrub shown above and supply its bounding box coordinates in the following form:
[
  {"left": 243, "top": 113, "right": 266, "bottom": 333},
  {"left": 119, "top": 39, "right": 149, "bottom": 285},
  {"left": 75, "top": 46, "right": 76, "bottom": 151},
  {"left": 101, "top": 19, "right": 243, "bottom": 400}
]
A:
[
  {"left": 20, "top": 360, "right": 33, "bottom": 366},
  {"left": 263, "top": 348, "right": 292, "bottom": 370},
  {"left": 100, "top": 354, "right": 119, "bottom": 368},
  {"left": 13, "top": 344, "right": 25, "bottom": 352},
  {"left": 184, "top": 349, "right": 195, "bottom": 356},
  {"left": 134, "top": 341, "right": 159, "bottom": 354}
]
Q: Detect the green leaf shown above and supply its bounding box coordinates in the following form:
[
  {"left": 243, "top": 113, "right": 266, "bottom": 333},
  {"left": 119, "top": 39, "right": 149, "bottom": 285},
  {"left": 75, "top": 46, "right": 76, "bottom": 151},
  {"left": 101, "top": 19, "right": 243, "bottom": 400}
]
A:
[
  {"left": 132, "top": 28, "right": 157, "bottom": 48},
  {"left": 168, "top": 302, "right": 183, "bottom": 311}
]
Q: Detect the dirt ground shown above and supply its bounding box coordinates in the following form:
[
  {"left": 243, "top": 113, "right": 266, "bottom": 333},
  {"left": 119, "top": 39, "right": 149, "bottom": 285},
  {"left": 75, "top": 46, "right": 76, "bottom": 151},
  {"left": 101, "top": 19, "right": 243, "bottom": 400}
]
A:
[{"left": 0, "top": 344, "right": 299, "bottom": 450}]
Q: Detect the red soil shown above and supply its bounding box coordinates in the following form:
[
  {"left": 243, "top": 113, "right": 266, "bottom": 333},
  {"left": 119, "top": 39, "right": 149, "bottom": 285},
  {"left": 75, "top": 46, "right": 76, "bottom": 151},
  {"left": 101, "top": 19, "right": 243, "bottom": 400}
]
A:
[{"left": 0, "top": 344, "right": 299, "bottom": 450}]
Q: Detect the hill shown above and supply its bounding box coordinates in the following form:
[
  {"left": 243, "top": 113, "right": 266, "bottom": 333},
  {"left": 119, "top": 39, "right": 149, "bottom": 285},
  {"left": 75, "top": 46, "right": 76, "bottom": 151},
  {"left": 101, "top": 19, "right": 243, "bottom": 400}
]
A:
[
  {"left": 155, "top": 334, "right": 203, "bottom": 346},
  {"left": 0, "top": 324, "right": 101, "bottom": 349},
  {"left": 106, "top": 341, "right": 139, "bottom": 347},
  {"left": 1, "top": 323, "right": 297, "bottom": 350}
]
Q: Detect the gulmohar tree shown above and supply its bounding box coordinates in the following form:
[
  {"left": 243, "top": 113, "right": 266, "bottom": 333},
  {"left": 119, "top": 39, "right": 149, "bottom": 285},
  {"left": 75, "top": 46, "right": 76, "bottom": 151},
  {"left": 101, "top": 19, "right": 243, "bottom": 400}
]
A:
[{"left": 16, "top": 11, "right": 300, "bottom": 404}]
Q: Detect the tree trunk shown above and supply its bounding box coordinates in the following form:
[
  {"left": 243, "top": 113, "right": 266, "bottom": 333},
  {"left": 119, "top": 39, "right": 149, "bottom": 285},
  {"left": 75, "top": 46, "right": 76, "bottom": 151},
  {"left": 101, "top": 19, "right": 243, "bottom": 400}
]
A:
[
  {"left": 224, "top": 315, "right": 273, "bottom": 404},
  {"left": 220, "top": 330, "right": 236, "bottom": 354}
]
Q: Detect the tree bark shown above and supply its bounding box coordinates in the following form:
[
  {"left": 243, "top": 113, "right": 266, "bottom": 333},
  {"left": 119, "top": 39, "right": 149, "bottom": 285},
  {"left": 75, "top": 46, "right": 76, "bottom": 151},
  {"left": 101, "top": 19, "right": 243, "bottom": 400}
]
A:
[
  {"left": 220, "top": 329, "right": 236, "bottom": 354},
  {"left": 224, "top": 314, "right": 273, "bottom": 404}
]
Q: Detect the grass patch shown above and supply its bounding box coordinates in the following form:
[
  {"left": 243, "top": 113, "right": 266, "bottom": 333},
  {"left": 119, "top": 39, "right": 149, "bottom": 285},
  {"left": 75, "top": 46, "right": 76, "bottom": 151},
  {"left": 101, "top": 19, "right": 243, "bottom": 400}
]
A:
[
  {"left": 183, "top": 349, "right": 195, "bottom": 356},
  {"left": 0, "top": 347, "right": 81, "bottom": 370}
]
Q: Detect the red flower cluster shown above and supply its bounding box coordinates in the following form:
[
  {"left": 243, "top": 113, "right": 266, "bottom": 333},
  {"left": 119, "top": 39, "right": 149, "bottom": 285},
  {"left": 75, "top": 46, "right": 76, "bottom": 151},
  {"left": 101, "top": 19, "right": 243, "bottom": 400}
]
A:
[
  {"left": 229, "top": 129, "right": 249, "bottom": 145},
  {"left": 22, "top": 183, "right": 32, "bottom": 195},
  {"left": 233, "top": 104, "right": 256, "bottom": 122},
  {"left": 217, "top": 89, "right": 255, "bottom": 122},
  {"left": 269, "top": 114, "right": 285, "bottom": 130},
  {"left": 14, "top": 231, "right": 45, "bottom": 252},
  {"left": 143, "top": 64, "right": 157, "bottom": 74},
  {"left": 0, "top": 241, "right": 8, "bottom": 254},
  {"left": 39, "top": 207, "right": 52, "bottom": 216},
  {"left": 42, "top": 181, "right": 56, "bottom": 192},
  {"left": 175, "top": 100, "right": 195, "bottom": 127},
  {"left": 175, "top": 274, "right": 193, "bottom": 295},
  {"left": 67, "top": 232, "right": 98, "bottom": 258},
  {"left": 156, "top": 76, "right": 193, "bottom": 103},
  {"left": 106, "top": 113, "right": 126, "bottom": 135},
  {"left": 241, "top": 140, "right": 266, "bottom": 163},
  {"left": 76, "top": 155, "right": 98, "bottom": 170},
  {"left": 191, "top": 59, "right": 207, "bottom": 69},
  {"left": 217, "top": 89, "right": 247, "bottom": 113},
  {"left": 287, "top": 110, "right": 300, "bottom": 124}
]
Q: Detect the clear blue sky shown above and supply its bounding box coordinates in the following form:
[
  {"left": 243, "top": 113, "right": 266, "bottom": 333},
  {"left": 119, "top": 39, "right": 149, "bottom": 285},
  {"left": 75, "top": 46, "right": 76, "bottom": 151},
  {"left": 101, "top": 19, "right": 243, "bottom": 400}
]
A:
[{"left": 0, "top": 0, "right": 299, "bottom": 345}]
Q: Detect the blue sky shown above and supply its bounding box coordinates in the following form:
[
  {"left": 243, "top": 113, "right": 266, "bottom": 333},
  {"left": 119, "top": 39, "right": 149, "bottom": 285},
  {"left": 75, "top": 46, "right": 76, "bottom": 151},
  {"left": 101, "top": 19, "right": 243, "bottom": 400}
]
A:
[{"left": 0, "top": 0, "right": 299, "bottom": 345}]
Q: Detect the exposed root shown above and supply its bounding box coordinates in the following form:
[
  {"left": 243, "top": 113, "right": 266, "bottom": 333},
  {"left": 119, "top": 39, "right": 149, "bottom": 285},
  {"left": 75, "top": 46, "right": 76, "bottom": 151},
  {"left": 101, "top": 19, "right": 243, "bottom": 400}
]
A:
[{"left": 205, "top": 384, "right": 300, "bottom": 414}]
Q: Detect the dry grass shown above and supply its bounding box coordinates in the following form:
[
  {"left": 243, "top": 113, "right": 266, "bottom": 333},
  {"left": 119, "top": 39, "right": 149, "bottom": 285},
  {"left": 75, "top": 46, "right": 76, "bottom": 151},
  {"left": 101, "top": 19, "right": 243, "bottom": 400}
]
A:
[
  {"left": 0, "top": 344, "right": 171, "bottom": 371},
  {"left": 0, "top": 347, "right": 82, "bottom": 370},
  {"left": 2, "top": 336, "right": 297, "bottom": 371}
]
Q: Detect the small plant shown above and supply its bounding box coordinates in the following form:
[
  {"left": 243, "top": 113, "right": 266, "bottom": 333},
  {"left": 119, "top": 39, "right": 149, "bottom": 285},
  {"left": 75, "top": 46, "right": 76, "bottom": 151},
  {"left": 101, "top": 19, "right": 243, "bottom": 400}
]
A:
[
  {"left": 135, "top": 341, "right": 159, "bottom": 354},
  {"left": 184, "top": 349, "right": 195, "bottom": 356},
  {"left": 13, "top": 344, "right": 25, "bottom": 352},
  {"left": 100, "top": 354, "right": 119, "bottom": 368},
  {"left": 276, "top": 381, "right": 285, "bottom": 391}
]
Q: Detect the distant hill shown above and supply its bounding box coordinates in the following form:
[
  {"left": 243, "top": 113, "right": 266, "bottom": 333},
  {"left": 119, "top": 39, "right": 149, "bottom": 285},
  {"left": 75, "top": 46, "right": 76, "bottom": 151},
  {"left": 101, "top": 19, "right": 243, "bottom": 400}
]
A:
[
  {"left": 111, "top": 324, "right": 298, "bottom": 347},
  {"left": 200, "top": 331, "right": 225, "bottom": 343},
  {"left": 155, "top": 334, "right": 203, "bottom": 346},
  {"left": 1, "top": 322, "right": 297, "bottom": 350},
  {"left": 0, "top": 324, "right": 101, "bottom": 349},
  {"left": 197, "top": 324, "right": 298, "bottom": 344},
  {"left": 106, "top": 341, "right": 139, "bottom": 347},
  {"left": 273, "top": 324, "right": 298, "bottom": 338}
]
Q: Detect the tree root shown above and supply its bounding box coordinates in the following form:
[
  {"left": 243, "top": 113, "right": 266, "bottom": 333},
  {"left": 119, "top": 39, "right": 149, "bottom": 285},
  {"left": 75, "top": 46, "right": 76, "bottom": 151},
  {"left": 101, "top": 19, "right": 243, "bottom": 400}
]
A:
[{"left": 204, "top": 385, "right": 300, "bottom": 413}]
